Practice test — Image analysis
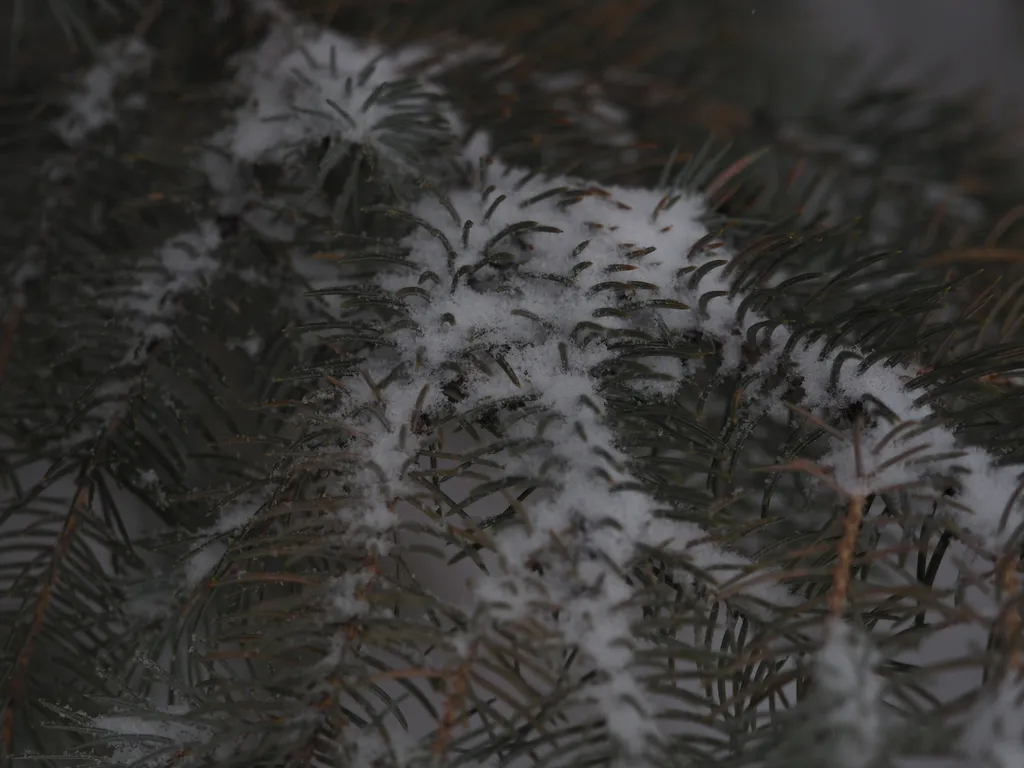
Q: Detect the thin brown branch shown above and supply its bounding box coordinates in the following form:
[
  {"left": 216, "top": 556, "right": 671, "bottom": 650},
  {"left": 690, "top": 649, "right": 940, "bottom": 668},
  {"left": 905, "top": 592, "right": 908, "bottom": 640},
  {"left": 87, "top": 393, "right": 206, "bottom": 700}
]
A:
[
  {"left": 1001, "top": 555, "right": 1022, "bottom": 670},
  {"left": 829, "top": 495, "right": 866, "bottom": 616},
  {"left": 432, "top": 642, "right": 477, "bottom": 759},
  {"left": 2, "top": 414, "right": 121, "bottom": 750}
]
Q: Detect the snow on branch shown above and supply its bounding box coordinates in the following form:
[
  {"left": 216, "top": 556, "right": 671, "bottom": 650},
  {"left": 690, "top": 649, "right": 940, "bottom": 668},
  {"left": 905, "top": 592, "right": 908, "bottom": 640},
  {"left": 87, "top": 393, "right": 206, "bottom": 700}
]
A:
[
  {"left": 52, "top": 36, "right": 152, "bottom": 147},
  {"left": 959, "top": 675, "right": 1024, "bottom": 768},
  {"left": 222, "top": 22, "right": 455, "bottom": 171},
  {"left": 95, "top": 6, "right": 1024, "bottom": 758},
  {"left": 807, "top": 618, "right": 885, "bottom": 767},
  {"left": 115, "top": 220, "right": 223, "bottom": 362},
  {"left": 280, "top": 161, "right": 803, "bottom": 753}
]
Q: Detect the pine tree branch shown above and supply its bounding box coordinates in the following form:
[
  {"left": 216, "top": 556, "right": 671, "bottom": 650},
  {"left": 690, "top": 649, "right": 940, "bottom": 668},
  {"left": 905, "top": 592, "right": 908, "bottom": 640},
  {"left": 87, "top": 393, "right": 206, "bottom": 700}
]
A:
[
  {"left": 2, "top": 412, "right": 122, "bottom": 753},
  {"left": 7, "top": 1, "right": 1024, "bottom": 764}
]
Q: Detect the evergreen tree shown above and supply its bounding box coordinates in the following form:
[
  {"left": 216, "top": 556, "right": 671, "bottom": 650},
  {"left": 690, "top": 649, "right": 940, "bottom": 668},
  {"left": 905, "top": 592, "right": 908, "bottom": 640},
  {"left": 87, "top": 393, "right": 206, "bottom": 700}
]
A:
[{"left": 4, "top": 1, "right": 1024, "bottom": 766}]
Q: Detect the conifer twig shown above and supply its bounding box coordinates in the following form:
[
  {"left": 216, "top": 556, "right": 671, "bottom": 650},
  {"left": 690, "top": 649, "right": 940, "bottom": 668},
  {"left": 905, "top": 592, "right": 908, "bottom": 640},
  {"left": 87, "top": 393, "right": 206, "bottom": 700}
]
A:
[
  {"left": 1, "top": 414, "right": 122, "bottom": 751},
  {"left": 1000, "top": 555, "right": 1022, "bottom": 670},
  {"left": 829, "top": 494, "right": 866, "bottom": 617}
]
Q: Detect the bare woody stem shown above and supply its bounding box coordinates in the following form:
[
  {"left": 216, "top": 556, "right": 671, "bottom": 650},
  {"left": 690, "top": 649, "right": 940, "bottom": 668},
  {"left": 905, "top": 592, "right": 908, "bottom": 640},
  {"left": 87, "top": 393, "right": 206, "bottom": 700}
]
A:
[
  {"left": 1000, "top": 555, "right": 1022, "bottom": 670},
  {"left": 829, "top": 494, "right": 866, "bottom": 616}
]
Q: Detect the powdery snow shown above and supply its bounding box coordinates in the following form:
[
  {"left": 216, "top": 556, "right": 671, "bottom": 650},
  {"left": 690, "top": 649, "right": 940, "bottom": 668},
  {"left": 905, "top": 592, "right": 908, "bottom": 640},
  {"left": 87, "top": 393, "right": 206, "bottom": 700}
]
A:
[
  {"left": 53, "top": 36, "right": 152, "bottom": 146},
  {"left": 92, "top": 703, "right": 214, "bottom": 765},
  {"left": 218, "top": 14, "right": 458, "bottom": 175},
  {"left": 194, "top": 12, "right": 1024, "bottom": 756},
  {"left": 808, "top": 618, "right": 886, "bottom": 768},
  {"left": 65, "top": 5, "right": 1024, "bottom": 761},
  {"left": 959, "top": 675, "right": 1024, "bottom": 768},
  {"left": 115, "top": 220, "right": 223, "bottom": 360}
]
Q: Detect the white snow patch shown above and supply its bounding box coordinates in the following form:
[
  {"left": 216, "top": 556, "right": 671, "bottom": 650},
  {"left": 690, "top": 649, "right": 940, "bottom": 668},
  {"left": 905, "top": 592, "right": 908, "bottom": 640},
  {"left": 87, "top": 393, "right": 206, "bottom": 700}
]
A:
[
  {"left": 959, "top": 676, "right": 1024, "bottom": 768},
  {"left": 116, "top": 220, "right": 223, "bottom": 360},
  {"left": 809, "top": 618, "right": 885, "bottom": 768},
  {"left": 53, "top": 36, "right": 152, "bottom": 146}
]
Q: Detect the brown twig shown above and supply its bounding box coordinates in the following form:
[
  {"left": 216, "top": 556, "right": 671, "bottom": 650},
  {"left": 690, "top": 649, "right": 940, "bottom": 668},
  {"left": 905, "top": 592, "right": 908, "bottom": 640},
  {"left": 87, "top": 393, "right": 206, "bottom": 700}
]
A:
[
  {"left": 1, "top": 415, "right": 121, "bottom": 751},
  {"left": 828, "top": 494, "right": 866, "bottom": 617},
  {"left": 432, "top": 643, "right": 476, "bottom": 758},
  {"left": 1000, "top": 555, "right": 1022, "bottom": 670}
]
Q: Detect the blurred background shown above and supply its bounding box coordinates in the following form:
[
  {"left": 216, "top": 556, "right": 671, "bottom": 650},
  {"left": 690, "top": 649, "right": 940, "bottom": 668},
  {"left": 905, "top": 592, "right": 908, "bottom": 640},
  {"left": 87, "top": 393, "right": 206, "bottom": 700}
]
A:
[{"left": 804, "top": 0, "right": 1024, "bottom": 127}]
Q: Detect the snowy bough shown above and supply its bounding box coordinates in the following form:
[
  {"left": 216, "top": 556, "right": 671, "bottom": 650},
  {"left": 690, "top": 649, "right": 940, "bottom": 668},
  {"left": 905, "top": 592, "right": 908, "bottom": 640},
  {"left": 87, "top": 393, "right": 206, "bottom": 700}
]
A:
[{"left": 7, "top": 3, "right": 1024, "bottom": 768}]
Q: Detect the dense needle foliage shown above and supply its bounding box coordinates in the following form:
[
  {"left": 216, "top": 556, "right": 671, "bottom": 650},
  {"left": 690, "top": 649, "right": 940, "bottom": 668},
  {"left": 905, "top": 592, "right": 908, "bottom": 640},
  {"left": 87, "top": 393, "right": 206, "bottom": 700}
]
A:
[{"left": 4, "top": 1, "right": 1024, "bottom": 766}]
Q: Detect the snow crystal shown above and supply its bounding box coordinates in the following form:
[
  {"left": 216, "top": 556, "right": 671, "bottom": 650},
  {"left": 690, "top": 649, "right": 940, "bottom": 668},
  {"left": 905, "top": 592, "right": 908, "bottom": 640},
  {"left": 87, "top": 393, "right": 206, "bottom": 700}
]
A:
[
  {"left": 177, "top": 496, "right": 263, "bottom": 590},
  {"left": 93, "top": 703, "right": 212, "bottom": 765},
  {"left": 182, "top": 540, "right": 227, "bottom": 589},
  {"left": 53, "top": 36, "right": 152, "bottom": 146},
  {"left": 327, "top": 570, "right": 373, "bottom": 619},
  {"left": 213, "top": 495, "right": 262, "bottom": 534},
  {"left": 222, "top": 20, "right": 451, "bottom": 169},
  {"left": 117, "top": 220, "right": 222, "bottom": 358},
  {"left": 228, "top": 334, "right": 264, "bottom": 357},
  {"left": 134, "top": 468, "right": 168, "bottom": 508}
]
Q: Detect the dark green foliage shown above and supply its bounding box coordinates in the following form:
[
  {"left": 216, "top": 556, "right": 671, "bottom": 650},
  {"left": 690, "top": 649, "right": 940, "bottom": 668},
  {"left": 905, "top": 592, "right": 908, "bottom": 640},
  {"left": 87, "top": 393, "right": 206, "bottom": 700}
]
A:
[{"left": 3, "top": 2, "right": 1024, "bottom": 767}]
